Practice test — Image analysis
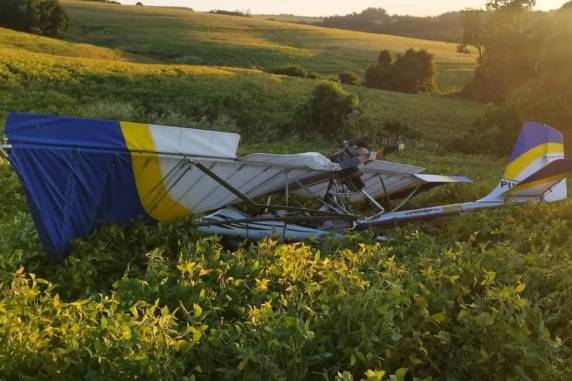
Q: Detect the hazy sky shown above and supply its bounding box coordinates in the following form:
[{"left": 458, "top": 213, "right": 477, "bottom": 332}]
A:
[{"left": 119, "top": 0, "right": 569, "bottom": 16}]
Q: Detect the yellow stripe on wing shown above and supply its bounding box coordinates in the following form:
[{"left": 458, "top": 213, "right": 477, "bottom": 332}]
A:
[
  {"left": 120, "top": 121, "right": 190, "bottom": 221},
  {"left": 503, "top": 143, "right": 563, "bottom": 181}
]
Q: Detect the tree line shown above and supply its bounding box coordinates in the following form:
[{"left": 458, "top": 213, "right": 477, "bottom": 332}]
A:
[
  {"left": 0, "top": 0, "right": 69, "bottom": 36},
  {"left": 452, "top": 0, "right": 572, "bottom": 154},
  {"left": 322, "top": 8, "right": 464, "bottom": 42}
]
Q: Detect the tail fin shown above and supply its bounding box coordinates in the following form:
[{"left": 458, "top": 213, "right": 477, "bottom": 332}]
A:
[
  {"left": 480, "top": 122, "right": 571, "bottom": 203},
  {"left": 359, "top": 122, "right": 572, "bottom": 229}
]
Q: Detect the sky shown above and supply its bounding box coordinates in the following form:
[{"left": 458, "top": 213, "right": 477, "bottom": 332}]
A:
[{"left": 118, "top": 0, "right": 569, "bottom": 16}]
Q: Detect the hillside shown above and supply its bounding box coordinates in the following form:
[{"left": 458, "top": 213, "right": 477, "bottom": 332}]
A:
[
  {"left": 0, "top": 27, "right": 484, "bottom": 149},
  {"left": 60, "top": 0, "right": 476, "bottom": 93}
]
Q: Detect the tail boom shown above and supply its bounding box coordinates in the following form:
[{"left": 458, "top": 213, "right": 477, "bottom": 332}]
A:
[{"left": 360, "top": 122, "right": 572, "bottom": 228}]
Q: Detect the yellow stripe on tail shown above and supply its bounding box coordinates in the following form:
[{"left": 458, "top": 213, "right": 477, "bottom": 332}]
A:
[{"left": 503, "top": 143, "right": 563, "bottom": 181}]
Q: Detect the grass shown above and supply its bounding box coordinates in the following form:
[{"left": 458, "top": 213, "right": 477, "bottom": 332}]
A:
[
  {"left": 60, "top": 0, "right": 476, "bottom": 93},
  {"left": 0, "top": 25, "right": 131, "bottom": 62},
  {"left": 0, "top": 30, "right": 484, "bottom": 146}
]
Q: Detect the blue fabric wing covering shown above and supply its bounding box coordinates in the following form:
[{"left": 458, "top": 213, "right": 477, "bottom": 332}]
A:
[{"left": 6, "top": 113, "right": 148, "bottom": 261}]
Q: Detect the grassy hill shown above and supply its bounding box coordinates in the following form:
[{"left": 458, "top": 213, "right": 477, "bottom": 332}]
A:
[
  {"left": 0, "top": 27, "right": 484, "bottom": 150},
  {"left": 60, "top": 0, "right": 476, "bottom": 93}
]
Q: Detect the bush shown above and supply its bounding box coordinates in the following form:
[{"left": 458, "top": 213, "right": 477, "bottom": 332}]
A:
[
  {"left": 364, "top": 50, "right": 393, "bottom": 90},
  {"left": 0, "top": 0, "right": 69, "bottom": 36},
  {"left": 448, "top": 105, "right": 522, "bottom": 155},
  {"left": 271, "top": 65, "right": 309, "bottom": 78},
  {"left": 456, "top": 43, "right": 471, "bottom": 54},
  {"left": 302, "top": 81, "right": 360, "bottom": 139},
  {"left": 393, "top": 48, "right": 436, "bottom": 93},
  {"left": 365, "top": 49, "right": 436, "bottom": 93},
  {"left": 338, "top": 71, "right": 359, "bottom": 85}
]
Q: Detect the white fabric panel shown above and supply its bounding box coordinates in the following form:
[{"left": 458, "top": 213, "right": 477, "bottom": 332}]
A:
[
  {"left": 414, "top": 174, "right": 472, "bottom": 183},
  {"left": 511, "top": 178, "right": 566, "bottom": 200},
  {"left": 362, "top": 160, "right": 424, "bottom": 175},
  {"left": 155, "top": 156, "right": 334, "bottom": 214},
  {"left": 543, "top": 179, "right": 567, "bottom": 202},
  {"left": 245, "top": 168, "right": 318, "bottom": 199},
  {"left": 362, "top": 175, "right": 410, "bottom": 194},
  {"left": 149, "top": 124, "right": 240, "bottom": 158},
  {"left": 243, "top": 153, "right": 338, "bottom": 171}
]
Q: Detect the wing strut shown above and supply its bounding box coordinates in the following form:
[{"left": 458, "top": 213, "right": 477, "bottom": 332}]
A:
[
  {"left": 190, "top": 159, "right": 260, "bottom": 212},
  {"left": 391, "top": 184, "right": 422, "bottom": 212}
]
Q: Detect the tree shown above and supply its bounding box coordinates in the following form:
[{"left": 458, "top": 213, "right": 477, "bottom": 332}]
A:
[
  {"left": 461, "top": 9, "right": 486, "bottom": 57},
  {"left": 364, "top": 50, "right": 393, "bottom": 89},
  {"left": 562, "top": 1, "right": 572, "bottom": 8},
  {"left": 486, "top": 0, "right": 535, "bottom": 10},
  {"left": 467, "top": 0, "right": 540, "bottom": 101},
  {"left": 304, "top": 81, "right": 360, "bottom": 138},
  {"left": 0, "top": 0, "right": 69, "bottom": 36},
  {"left": 377, "top": 50, "right": 392, "bottom": 66},
  {"left": 365, "top": 49, "right": 435, "bottom": 93},
  {"left": 412, "top": 49, "right": 436, "bottom": 93},
  {"left": 390, "top": 49, "right": 424, "bottom": 93},
  {"left": 338, "top": 71, "right": 359, "bottom": 85}
]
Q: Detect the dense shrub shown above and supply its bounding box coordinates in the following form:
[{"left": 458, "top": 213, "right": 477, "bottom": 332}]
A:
[
  {"left": 338, "top": 71, "right": 359, "bottom": 85},
  {"left": 364, "top": 50, "right": 393, "bottom": 90},
  {"left": 271, "top": 65, "right": 309, "bottom": 78},
  {"left": 297, "top": 81, "right": 360, "bottom": 139},
  {"left": 392, "top": 49, "right": 436, "bottom": 93},
  {"left": 365, "top": 49, "right": 436, "bottom": 93},
  {"left": 448, "top": 105, "right": 522, "bottom": 155},
  {"left": 459, "top": 3, "right": 572, "bottom": 146},
  {"left": 0, "top": 0, "right": 69, "bottom": 36}
]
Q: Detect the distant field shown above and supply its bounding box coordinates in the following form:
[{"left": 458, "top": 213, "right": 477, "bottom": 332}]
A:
[
  {"left": 0, "top": 30, "right": 484, "bottom": 149},
  {"left": 60, "top": 0, "right": 476, "bottom": 93},
  {"left": 254, "top": 14, "right": 324, "bottom": 24}
]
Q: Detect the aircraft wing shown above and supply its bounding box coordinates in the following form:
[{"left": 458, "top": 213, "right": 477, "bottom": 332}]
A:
[
  {"left": 295, "top": 160, "right": 471, "bottom": 201},
  {"left": 3, "top": 113, "right": 336, "bottom": 259},
  {"left": 152, "top": 152, "right": 337, "bottom": 215}
]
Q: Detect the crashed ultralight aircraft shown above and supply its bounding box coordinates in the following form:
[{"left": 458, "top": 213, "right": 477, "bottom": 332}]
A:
[{"left": 1, "top": 113, "right": 571, "bottom": 261}]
